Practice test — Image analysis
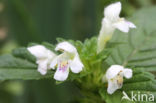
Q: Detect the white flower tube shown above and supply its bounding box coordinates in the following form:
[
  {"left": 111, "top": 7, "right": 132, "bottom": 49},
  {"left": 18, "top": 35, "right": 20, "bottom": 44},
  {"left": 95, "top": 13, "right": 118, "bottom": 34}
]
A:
[
  {"left": 27, "top": 45, "right": 56, "bottom": 75},
  {"left": 97, "top": 2, "right": 136, "bottom": 53},
  {"left": 50, "top": 42, "right": 84, "bottom": 81},
  {"left": 105, "top": 65, "right": 133, "bottom": 94}
]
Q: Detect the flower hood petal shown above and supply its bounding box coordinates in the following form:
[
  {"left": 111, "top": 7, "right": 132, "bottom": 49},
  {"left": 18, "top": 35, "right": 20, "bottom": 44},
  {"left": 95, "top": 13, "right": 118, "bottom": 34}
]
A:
[
  {"left": 55, "top": 42, "right": 77, "bottom": 53},
  {"left": 27, "top": 45, "right": 56, "bottom": 59},
  {"left": 27, "top": 45, "right": 49, "bottom": 58},
  {"left": 104, "top": 2, "right": 121, "bottom": 22},
  {"left": 106, "top": 65, "right": 124, "bottom": 79},
  {"left": 47, "top": 50, "right": 57, "bottom": 60},
  {"left": 69, "top": 54, "right": 83, "bottom": 73}
]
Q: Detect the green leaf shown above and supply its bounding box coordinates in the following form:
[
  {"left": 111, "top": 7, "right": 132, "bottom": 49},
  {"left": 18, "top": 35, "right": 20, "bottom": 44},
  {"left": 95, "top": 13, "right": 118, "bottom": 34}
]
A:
[
  {"left": 99, "top": 89, "right": 133, "bottom": 103},
  {"left": 12, "top": 47, "right": 36, "bottom": 63},
  {"left": 0, "top": 54, "right": 36, "bottom": 69},
  {"left": 0, "top": 69, "right": 53, "bottom": 80},
  {"left": 0, "top": 54, "right": 53, "bottom": 80},
  {"left": 80, "top": 37, "right": 97, "bottom": 60},
  {"left": 77, "top": 37, "right": 111, "bottom": 61},
  {"left": 106, "top": 6, "right": 156, "bottom": 72}
]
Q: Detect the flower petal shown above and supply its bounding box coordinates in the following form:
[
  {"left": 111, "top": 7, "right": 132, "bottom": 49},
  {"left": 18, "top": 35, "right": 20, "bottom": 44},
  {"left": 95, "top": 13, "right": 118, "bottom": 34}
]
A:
[
  {"left": 126, "top": 21, "right": 136, "bottom": 28},
  {"left": 27, "top": 45, "right": 56, "bottom": 60},
  {"left": 54, "top": 66, "right": 69, "bottom": 81},
  {"left": 99, "top": 18, "right": 115, "bottom": 36},
  {"left": 47, "top": 50, "right": 56, "bottom": 59},
  {"left": 69, "top": 54, "right": 83, "bottom": 73},
  {"left": 113, "top": 19, "right": 129, "bottom": 33},
  {"left": 55, "top": 42, "right": 77, "bottom": 53},
  {"left": 27, "top": 45, "right": 48, "bottom": 59},
  {"left": 37, "top": 59, "right": 48, "bottom": 75},
  {"left": 97, "top": 18, "right": 115, "bottom": 53},
  {"left": 50, "top": 57, "right": 58, "bottom": 69},
  {"left": 107, "top": 80, "right": 119, "bottom": 94},
  {"left": 123, "top": 68, "right": 133, "bottom": 79},
  {"left": 113, "top": 19, "right": 136, "bottom": 33},
  {"left": 106, "top": 65, "right": 124, "bottom": 80},
  {"left": 104, "top": 2, "right": 121, "bottom": 22}
]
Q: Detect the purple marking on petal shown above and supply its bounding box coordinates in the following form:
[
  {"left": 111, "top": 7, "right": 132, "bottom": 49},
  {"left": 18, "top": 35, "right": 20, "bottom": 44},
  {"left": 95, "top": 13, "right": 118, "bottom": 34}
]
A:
[{"left": 58, "top": 61, "right": 68, "bottom": 72}]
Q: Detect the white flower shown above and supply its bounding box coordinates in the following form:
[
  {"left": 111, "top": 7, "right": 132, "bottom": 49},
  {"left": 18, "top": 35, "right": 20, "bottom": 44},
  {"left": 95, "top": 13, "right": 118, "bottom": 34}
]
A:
[
  {"left": 27, "top": 45, "right": 56, "bottom": 75},
  {"left": 50, "top": 42, "right": 84, "bottom": 81},
  {"left": 105, "top": 65, "right": 133, "bottom": 94},
  {"left": 97, "top": 2, "right": 136, "bottom": 53}
]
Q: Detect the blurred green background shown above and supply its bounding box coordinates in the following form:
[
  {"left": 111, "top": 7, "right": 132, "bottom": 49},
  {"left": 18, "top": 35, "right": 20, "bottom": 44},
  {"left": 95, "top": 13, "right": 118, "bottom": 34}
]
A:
[{"left": 0, "top": 0, "right": 155, "bottom": 103}]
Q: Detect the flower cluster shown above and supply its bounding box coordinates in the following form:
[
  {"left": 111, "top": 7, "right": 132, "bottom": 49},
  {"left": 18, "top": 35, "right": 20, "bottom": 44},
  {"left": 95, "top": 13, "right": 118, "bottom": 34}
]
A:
[
  {"left": 50, "top": 42, "right": 84, "bottom": 81},
  {"left": 97, "top": 2, "right": 136, "bottom": 53},
  {"left": 28, "top": 42, "right": 83, "bottom": 81},
  {"left": 104, "top": 65, "right": 132, "bottom": 94},
  {"left": 27, "top": 2, "right": 135, "bottom": 94},
  {"left": 27, "top": 45, "right": 56, "bottom": 75}
]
